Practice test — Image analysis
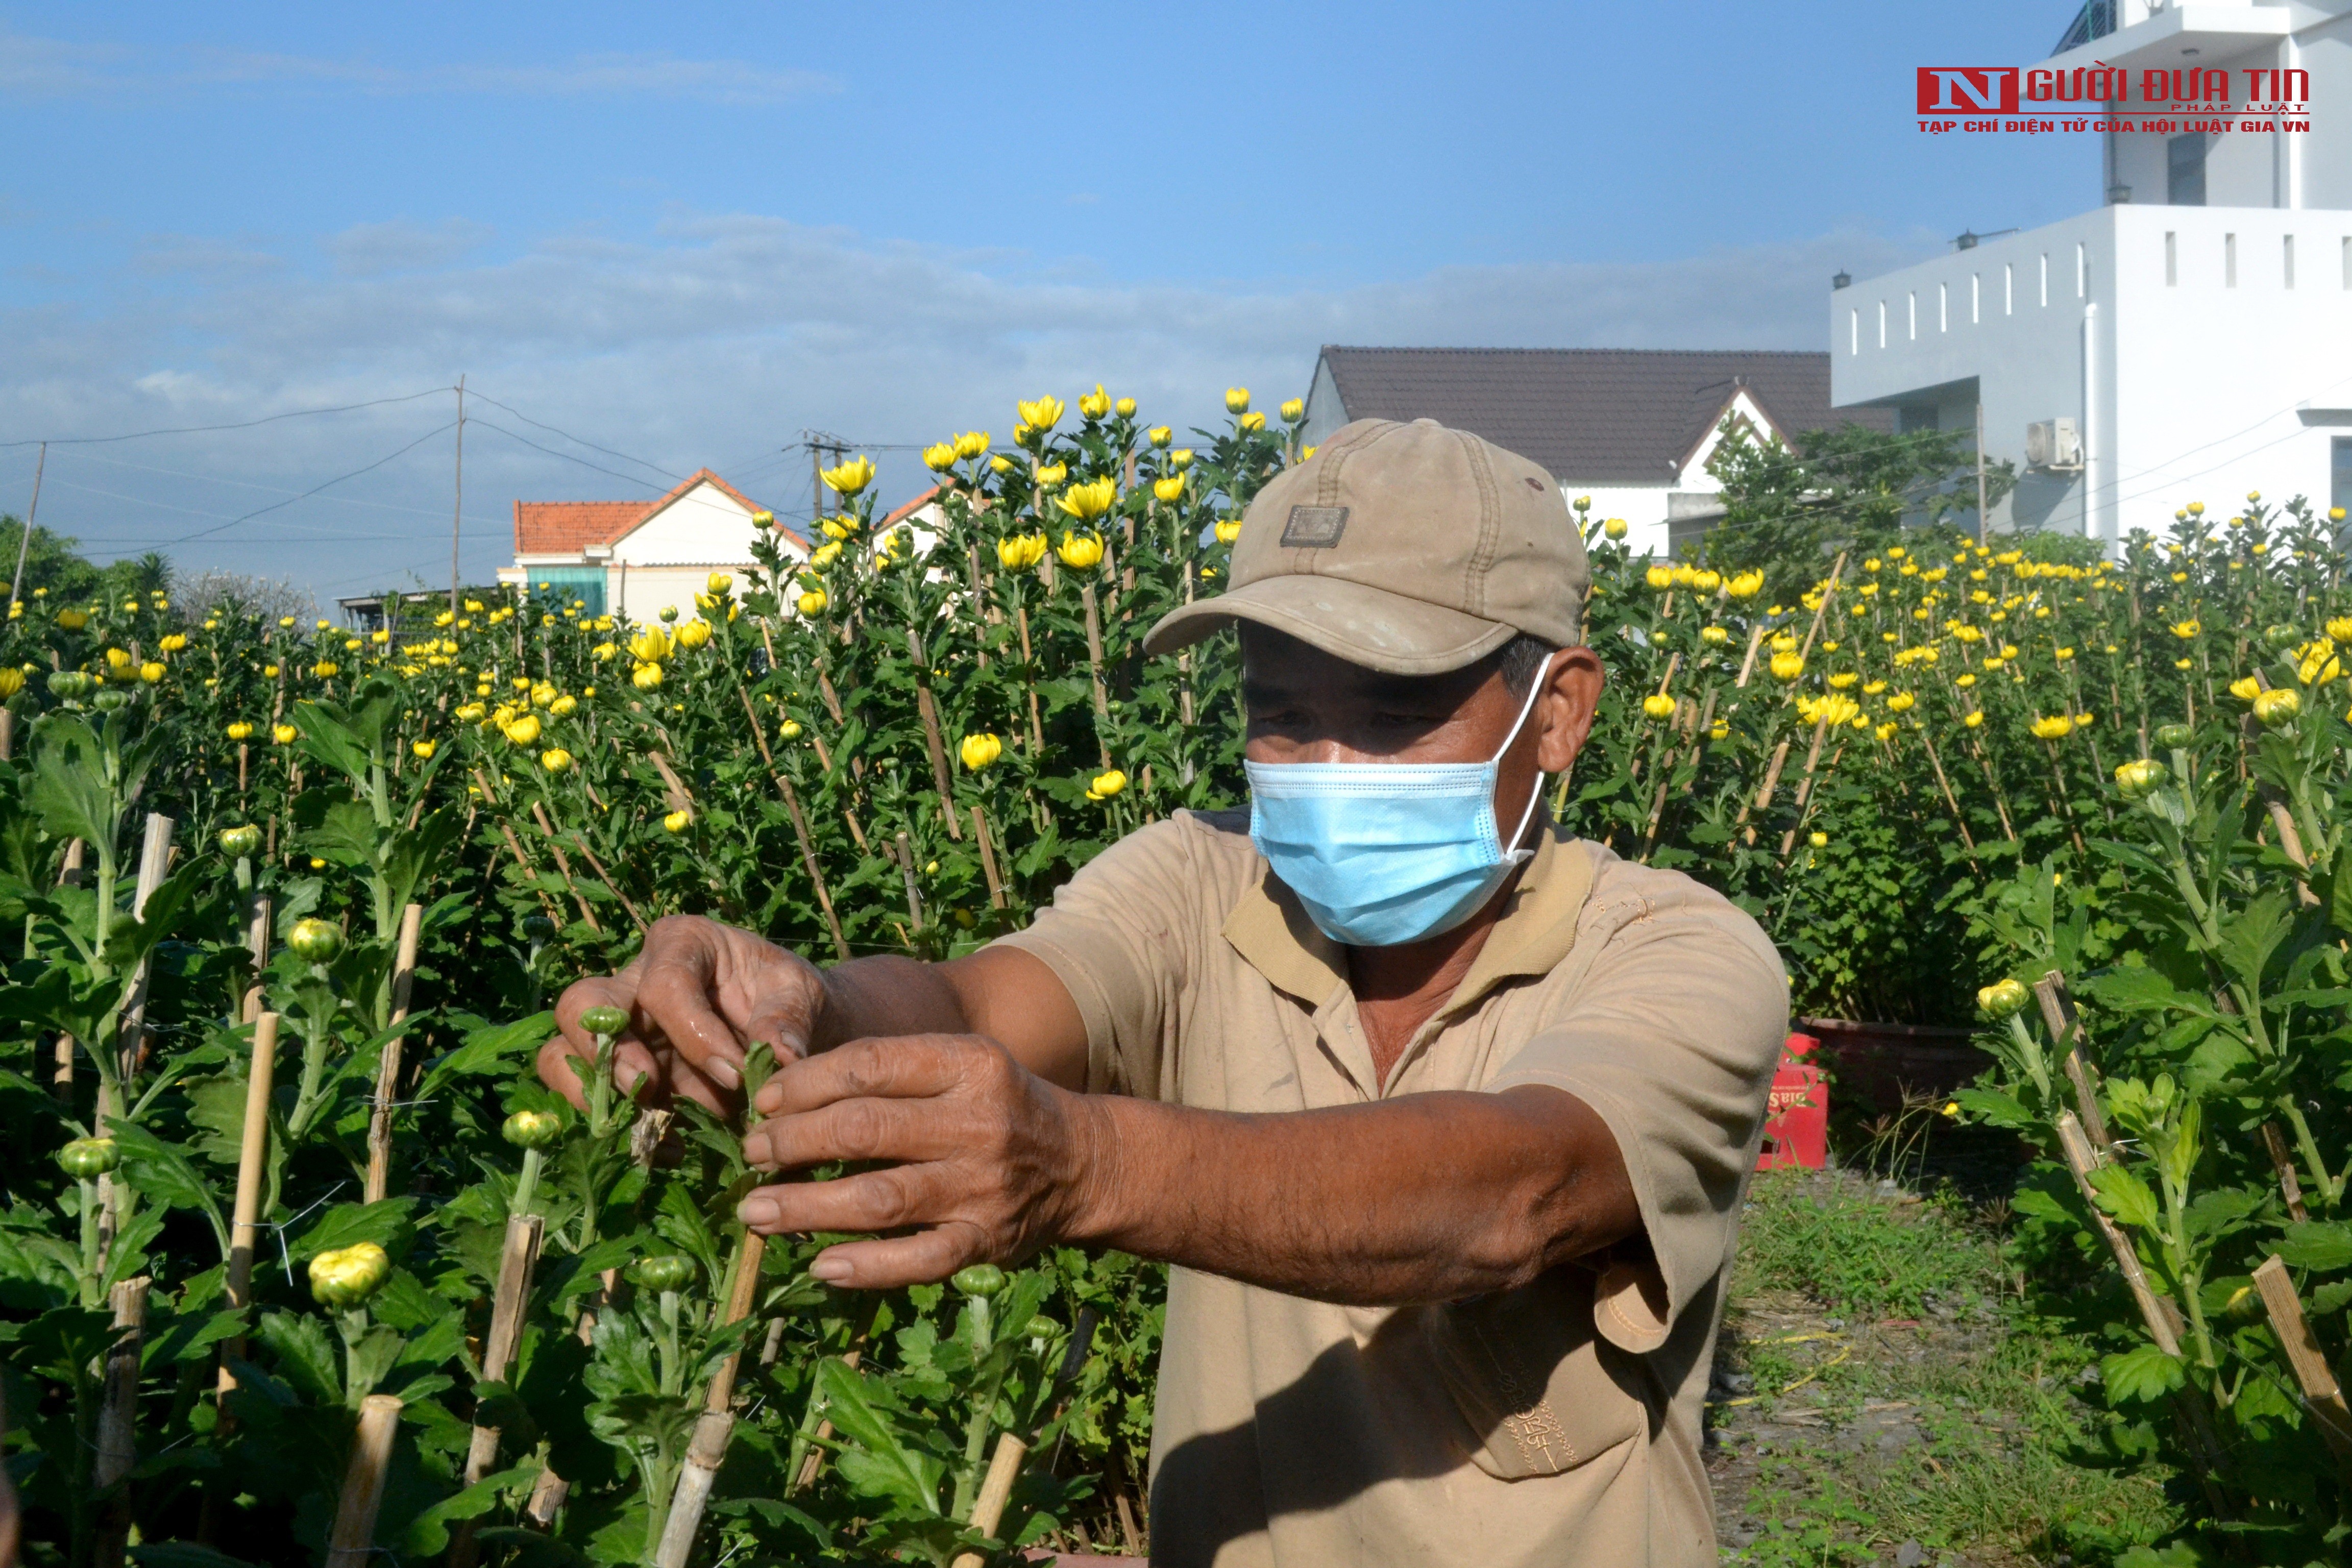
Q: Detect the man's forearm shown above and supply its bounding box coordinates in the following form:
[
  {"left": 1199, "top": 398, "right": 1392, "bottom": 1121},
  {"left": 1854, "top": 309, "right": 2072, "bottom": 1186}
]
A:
[
  {"left": 1064, "top": 1085, "right": 1638, "bottom": 1306},
  {"left": 811, "top": 955, "right": 969, "bottom": 1052}
]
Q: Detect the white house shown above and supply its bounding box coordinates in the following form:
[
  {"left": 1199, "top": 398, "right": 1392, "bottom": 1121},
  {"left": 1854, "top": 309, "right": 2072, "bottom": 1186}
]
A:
[
  {"left": 1299, "top": 347, "right": 1894, "bottom": 558},
  {"left": 498, "top": 469, "right": 811, "bottom": 623},
  {"left": 1831, "top": 0, "right": 2352, "bottom": 543}
]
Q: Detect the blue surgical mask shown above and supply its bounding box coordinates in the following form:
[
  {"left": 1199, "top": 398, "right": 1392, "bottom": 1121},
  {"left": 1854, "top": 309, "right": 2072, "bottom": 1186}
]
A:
[{"left": 1245, "top": 656, "right": 1554, "bottom": 948}]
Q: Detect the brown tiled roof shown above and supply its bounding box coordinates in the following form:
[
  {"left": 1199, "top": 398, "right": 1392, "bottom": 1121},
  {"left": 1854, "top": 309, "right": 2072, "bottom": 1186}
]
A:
[
  {"left": 513, "top": 500, "right": 649, "bottom": 554},
  {"left": 1312, "top": 348, "right": 1895, "bottom": 486},
  {"left": 511, "top": 468, "right": 806, "bottom": 554}
]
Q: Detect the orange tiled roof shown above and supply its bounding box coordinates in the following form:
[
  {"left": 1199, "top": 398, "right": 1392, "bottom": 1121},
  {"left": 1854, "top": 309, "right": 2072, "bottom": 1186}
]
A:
[{"left": 510, "top": 469, "right": 808, "bottom": 554}]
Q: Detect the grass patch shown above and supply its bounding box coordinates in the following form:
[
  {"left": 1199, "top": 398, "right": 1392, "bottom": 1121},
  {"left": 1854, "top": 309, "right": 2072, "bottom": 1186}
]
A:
[{"left": 1714, "top": 1168, "right": 2181, "bottom": 1566}]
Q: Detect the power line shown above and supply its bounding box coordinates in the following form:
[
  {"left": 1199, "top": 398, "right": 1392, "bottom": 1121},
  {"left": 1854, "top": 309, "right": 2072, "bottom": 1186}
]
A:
[
  {"left": 153, "top": 419, "right": 459, "bottom": 549},
  {"left": 0, "top": 386, "right": 453, "bottom": 449},
  {"left": 461, "top": 391, "right": 687, "bottom": 487},
  {"left": 469, "top": 418, "right": 677, "bottom": 493}
]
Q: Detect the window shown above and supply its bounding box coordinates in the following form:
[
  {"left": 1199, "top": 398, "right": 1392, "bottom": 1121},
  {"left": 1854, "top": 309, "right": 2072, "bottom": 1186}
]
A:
[
  {"left": 2343, "top": 236, "right": 2351, "bottom": 289},
  {"left": 2168, "top": 133, "right": 2207, "bottom": 206},
  {"left": 1939, "top": 281, "right": 1948, "bottom": 332},
  {"left": 2166, "top": 230, "right": 2177, "bottom": 285},
  {"left": 1971, "top": 272, "right": 1981, "bottom": 323},
  {"left": 2226, "top": 232, "right": 2238, "bottom": 287},
  {"left": 1849, "top": 308, "right": 1858, "bottom": 355},
  {"left": 1878, "top": 300, "right": 1886, "bottom": 348},
  {"left": 1908, "top": 290, "right": 1917, "bottom": 339},
  {"left": 2004, "top": 261, "right": 2014, "bottom": 314},
  {"left": 2076, "top": 242, "right": 2087, "bottom": 298},
  {"left": 2285, "top": 234, "right": 2296, "bottom": 289},
  {"left": 2336, "top": 438, "right": 2352, "bottom": 525},
  {"left": 2040, "top": 253, "right": 2049, "bottom": 306}
]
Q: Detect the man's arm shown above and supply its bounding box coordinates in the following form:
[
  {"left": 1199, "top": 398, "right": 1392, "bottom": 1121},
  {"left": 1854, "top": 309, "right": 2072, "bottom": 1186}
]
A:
[
  {"left": 738, "top": 1033, "right": 1639, "bottom": 1304},
  {"left": 537, "top": 916, "right": 1090, "bottom": 1110}
]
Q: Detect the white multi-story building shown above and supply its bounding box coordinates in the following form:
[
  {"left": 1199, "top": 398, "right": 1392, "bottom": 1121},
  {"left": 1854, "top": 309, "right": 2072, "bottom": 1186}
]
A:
[{"left": 1832, "top": 0, "right": 2352, "bottom": 543}]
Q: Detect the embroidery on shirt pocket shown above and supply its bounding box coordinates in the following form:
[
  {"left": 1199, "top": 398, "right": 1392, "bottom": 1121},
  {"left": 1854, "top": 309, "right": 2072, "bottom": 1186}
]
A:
[{"left": 1420, "top": 1266, "right": 1649, "bottom": 1481}]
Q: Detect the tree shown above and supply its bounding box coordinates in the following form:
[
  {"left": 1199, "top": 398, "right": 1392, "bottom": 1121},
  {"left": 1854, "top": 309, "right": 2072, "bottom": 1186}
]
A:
[
  {"left": 1691, "top": 420, "right": 2018, "bottom": 602},
  {"left": 0, "top": 519, "right": 178, "bottom": 609}
]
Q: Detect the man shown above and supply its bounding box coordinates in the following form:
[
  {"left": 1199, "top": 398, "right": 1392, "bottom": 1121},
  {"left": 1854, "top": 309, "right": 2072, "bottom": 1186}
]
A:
[{"left": 542, "top": 418, "right": 1787, "bottom": 1566}]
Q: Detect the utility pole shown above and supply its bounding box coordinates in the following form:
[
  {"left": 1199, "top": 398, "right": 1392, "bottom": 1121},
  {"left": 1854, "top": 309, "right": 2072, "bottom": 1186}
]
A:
[
  {"left": 449, "top": 376, "right": 467, "bottom": 619},
  {"left": 1974, "top": 400, "right": 1989, "bottom": 548},
  {"left": 10, "top": 441, "right": 45, "bottom": 609}
]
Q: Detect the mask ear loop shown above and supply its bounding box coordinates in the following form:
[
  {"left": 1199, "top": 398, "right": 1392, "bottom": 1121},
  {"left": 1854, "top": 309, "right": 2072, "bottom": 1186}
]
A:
[{"left": 1493, "top": 651, "right": 1557, "bottom": 861}]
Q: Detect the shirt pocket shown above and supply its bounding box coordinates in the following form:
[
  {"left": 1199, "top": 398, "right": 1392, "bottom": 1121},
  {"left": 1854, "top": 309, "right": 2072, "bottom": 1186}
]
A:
[{"left": 1419, "top": 1266, "right": 1651, "bottom": 1481}]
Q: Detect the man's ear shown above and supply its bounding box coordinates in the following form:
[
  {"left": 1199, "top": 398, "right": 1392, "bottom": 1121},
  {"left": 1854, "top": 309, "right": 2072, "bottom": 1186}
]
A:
[{"left": 1535, "top": 646, "right": 1605, "bottom": 774}]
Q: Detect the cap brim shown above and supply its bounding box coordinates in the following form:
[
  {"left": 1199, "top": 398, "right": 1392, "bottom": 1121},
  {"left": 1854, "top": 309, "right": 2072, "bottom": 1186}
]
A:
[{"left": 1142, "top": 574, "right": 1517, "bottom": 677}]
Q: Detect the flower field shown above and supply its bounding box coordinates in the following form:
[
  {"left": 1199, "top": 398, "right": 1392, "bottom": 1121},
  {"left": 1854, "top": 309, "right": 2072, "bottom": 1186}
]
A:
[{"left": 4, "top": 382, "right": 2352, "bottom": 1564}]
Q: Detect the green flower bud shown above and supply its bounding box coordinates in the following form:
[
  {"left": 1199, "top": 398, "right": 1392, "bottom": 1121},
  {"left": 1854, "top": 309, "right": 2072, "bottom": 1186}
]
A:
[
  {"left": 629, "top": 1255, "right": 696, "bottom": 1293},
  {"left": 47, "top": 670, "right": 92, "bottom": 700},
  {"left": 578, "top": 1006, "right": 630, "bottom": 1038},
  {"left": 951, "top": 1263, "right": 1006, "bottom": 1300},
  {"left": 521, "top": 914, "right": 557, "bottom": 943},
  {"left": 218, "top": 824, "right": 262, "bottom": 858},
  {"left": 57, "top": 1136, "right": 120, "bottom": 1179},
  {"left": 90, "top": 689, "right": 131, "bottom": 713},
  {"left": 1024, "top": 1315, "right": 1059, "bottom": 1341},
  {"left": 1976, "top": 977, "right": 2030, "bottom": 1022},
  {"left": 2253, "top": 687, "right": 2301, "bottom": 729},
  {"left": 308, "top": 1242, "right": 390, "bottom": 1309},
  {"left": 287, "top": 918, "right": 345, "bottom": 963},
  {"left": 2152, "top": 722, "right": 2193, "bottom": 749},
  {"left": 503, "top": 1109, "right": 563, "bottom": 1149},
  {"left": 2261, "top": 624, "right": 2304, "bottom": 653},
  {"left": 2113, "top": 758, "right": 2169, "bottom": 801}
]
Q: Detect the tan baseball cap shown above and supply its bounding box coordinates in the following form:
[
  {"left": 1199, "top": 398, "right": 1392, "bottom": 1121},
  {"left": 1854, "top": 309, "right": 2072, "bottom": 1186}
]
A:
[{"left": 1144, "top": 417, "right": 1589, "bottom": 676}]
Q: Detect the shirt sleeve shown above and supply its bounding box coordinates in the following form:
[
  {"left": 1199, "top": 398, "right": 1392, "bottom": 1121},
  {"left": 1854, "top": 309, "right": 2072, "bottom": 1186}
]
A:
[
  {"left": 1487, "top": 872, "right": 1788, "bottom": 1353},
  {"left": 988, "top": 814, "right": 1213, "bottom": 1100}
]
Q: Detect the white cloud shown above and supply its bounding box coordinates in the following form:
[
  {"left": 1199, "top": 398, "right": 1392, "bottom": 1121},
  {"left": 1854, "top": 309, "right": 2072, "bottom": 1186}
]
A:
[
  {"left": 0, "top": 213, "right": 1937, "bottom": 594},
  {"left": 323, "top": 218, "right": 495, "bottom": 278}
]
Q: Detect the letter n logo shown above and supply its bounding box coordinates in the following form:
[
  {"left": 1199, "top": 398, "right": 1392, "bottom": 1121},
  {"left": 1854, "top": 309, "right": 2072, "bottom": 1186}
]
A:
[{"left": 1916, "top": 67, "right": 2019, "bottom": 114}]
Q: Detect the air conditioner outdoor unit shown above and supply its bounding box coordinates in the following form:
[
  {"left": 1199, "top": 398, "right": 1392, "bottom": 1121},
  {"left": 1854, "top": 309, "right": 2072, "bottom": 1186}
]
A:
[{"left": 2026, "top": 417, "right": 2083, "bottom": 472}]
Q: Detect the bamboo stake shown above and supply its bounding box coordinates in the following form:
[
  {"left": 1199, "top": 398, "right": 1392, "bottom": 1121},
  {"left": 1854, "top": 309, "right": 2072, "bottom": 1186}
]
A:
[
  {"left": 218, "top": 1013, "right": 281, "bottom": 1395},
  {"left": 651, "top": 1411, "right": 733, "bottom": 1568},
  {"left": 324, "top": 1394, "right": 404, "bottom": 1567},
  {"left": 650, "top": 751, "right": 695, "bottom": 814},
  {"left": 1081, "top": 583, "right": 1112, "bottom": 765},
  {"left": 2032, "top": 971, "right": 2114, "bottom": 1151},
  {"left": 1733, "top": 622, "right": 1767, "bottom": 689},
  {"left": 240, "top": 893, "right": 272, "bottom": 1025},
  {"left": 525, "top": 1464, "right": 569, "bottom": 1527},
  {"left": 774, "top": 773, "right": 849, "bottom": 960},
  {"left": 895, "top": 831, "right": 925, "bottom": 932},
  {"left": 948, "top": 1433, "right": 1030, "bottom": 1568},
  {"left": 1915, "top": 728, "right": 1980, "bottom": 857},
  {"left": 449, "top": 1215, "right": 545, "bottom": 1567},
  {"left": 1776, "top": 714, "right": 1835, "bottom": 857},
  {"left": 971, "top": 805, "right": 1007, "bottom": 909},
  {"left": 2054, "top": 1111, "right": 2182, "bottom": 1351},
  {"left": 1796, "top": 551, "right": 1848, "bottom": 663},
  {"left": 1016, "top": 606, "right": 1045, "bottom": 751},
  {"left": 567, "top": 835, "right": 651, "bottom": 934},
  {"left": 2250, "top": 1253, "right": 2352, "bottom": 1477},
  {"left": 53, "top": 839, "right": 86, "bottom": 1095},
  {"left": 842, "top": 808, "right": 871, "bottom": 854},
  {"left": 2263, "top": 1122, "right": 2311, "bottom": 1223},
  {"left": 363, "top": 902, "right": 423, "bottom": 1206},
  {"left": 92, "top": 1274, "right": 150, "bottom": 1568},
  {"left": 0, "top": 706, "right": 11, "bottom": 761},
  {"left": 908, "top": 628, "right": 964, "bottom": 839},
  {"left": 528, "top": 801, "right": 604, "bottom": 932},
  {"left": 702, "top": 1231, "right": 767, "bottom": 1415},
  {"left": 114, "top": 812, "right": 176, "bottom": 1088},
  {"left": 496, "top": 821, "right": 567, "bottom": 925},
  {"left": 791, "top": 1307, "right": 880, "bottom": 1493}
]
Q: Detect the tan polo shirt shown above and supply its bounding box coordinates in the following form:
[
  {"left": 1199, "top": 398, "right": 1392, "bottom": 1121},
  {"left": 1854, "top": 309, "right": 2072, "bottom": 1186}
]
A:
[{"left": 995, "top": 809, "right": 1787, "bottom": 1568}]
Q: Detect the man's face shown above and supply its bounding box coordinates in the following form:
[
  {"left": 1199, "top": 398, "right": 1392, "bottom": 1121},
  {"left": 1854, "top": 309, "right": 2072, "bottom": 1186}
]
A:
[{"left": 1240, "top": 626, "right": 1605, "bottom": 840}]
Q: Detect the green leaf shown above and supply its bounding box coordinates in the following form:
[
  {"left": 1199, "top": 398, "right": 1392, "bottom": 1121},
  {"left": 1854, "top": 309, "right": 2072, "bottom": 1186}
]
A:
[
  {"left": 107, "top": 1120, "right": 229, "bottom": 1257},
  {"left": 288, "top": 1198, "right": 415, "bottom": 1264},
  {"left": 815, "top": 1356, "right": 943, "bottom": 1513},
  {"left": 2101, "top": 1344, "right": 2186, "bottom": 1404},
  {"left": 2280, "top": 1221, "right": 2352, "bottom": 1272},
  {"left": 2081, "top": 965, "right": 2221, "bottom": 1020},
  {"left": 397, "top": 1464, "right": 537, "bottom": 1556},
  {"left": 2088, "top": 1163, "right": 2162, "bottom": 1230}
]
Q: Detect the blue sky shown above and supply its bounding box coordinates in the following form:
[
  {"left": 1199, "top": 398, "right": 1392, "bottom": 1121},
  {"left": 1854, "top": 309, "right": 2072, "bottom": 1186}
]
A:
[{"left": 1, "top": 1, "right": 2097, "bottom": 601}]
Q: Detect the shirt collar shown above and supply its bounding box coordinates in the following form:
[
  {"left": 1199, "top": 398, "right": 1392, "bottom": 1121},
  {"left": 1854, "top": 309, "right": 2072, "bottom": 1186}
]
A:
[{"left": 1219, "top": 824, "right": 1598, "bottom": 1017}]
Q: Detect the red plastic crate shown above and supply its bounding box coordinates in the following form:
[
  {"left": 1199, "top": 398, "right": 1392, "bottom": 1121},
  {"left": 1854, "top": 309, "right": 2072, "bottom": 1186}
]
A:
[{"left": 1756, "top": 1033, "right": 1827, "bottom": 1170}]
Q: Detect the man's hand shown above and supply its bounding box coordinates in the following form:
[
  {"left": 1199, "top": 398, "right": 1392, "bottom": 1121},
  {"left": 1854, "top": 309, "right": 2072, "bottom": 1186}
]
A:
[
  {"left": 540, "top": 914, "right": 823, "bottom": 1116},
  {"left": 737, "top": 1034, "right": 1108, "bottom": 1289}
]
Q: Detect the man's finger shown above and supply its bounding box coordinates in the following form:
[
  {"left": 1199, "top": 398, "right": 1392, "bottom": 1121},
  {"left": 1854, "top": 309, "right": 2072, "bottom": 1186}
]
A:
[
  {"left": 745, "top": 1091, "right": 956, "bottom": 1173},
  {"left": 741, "top": 973, "right": 825, "bottom": 1065},
  {"left": 536, "top": 1038, "right": 589, "bottom": 1111},
  {"left": 554, "top": 973, "right": 640, "bottom": 1059},
  {"left": 638, "top": 952, "right": 748, "bottom": 1091},
  {"left": 755, "top": 1033, "right": 971, "bottom": 1119},
  {"left": 738, "top": 1164, "right": 942, "bottom": 1236},
  {"left": 806, "top": 1223, "right": 989, "bottom": 1290}
]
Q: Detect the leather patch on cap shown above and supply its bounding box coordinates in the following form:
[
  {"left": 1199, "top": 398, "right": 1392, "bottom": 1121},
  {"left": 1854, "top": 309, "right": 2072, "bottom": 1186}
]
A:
[{"left": 1281, "top": 504, "right": 1349, "bottom": 548}]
